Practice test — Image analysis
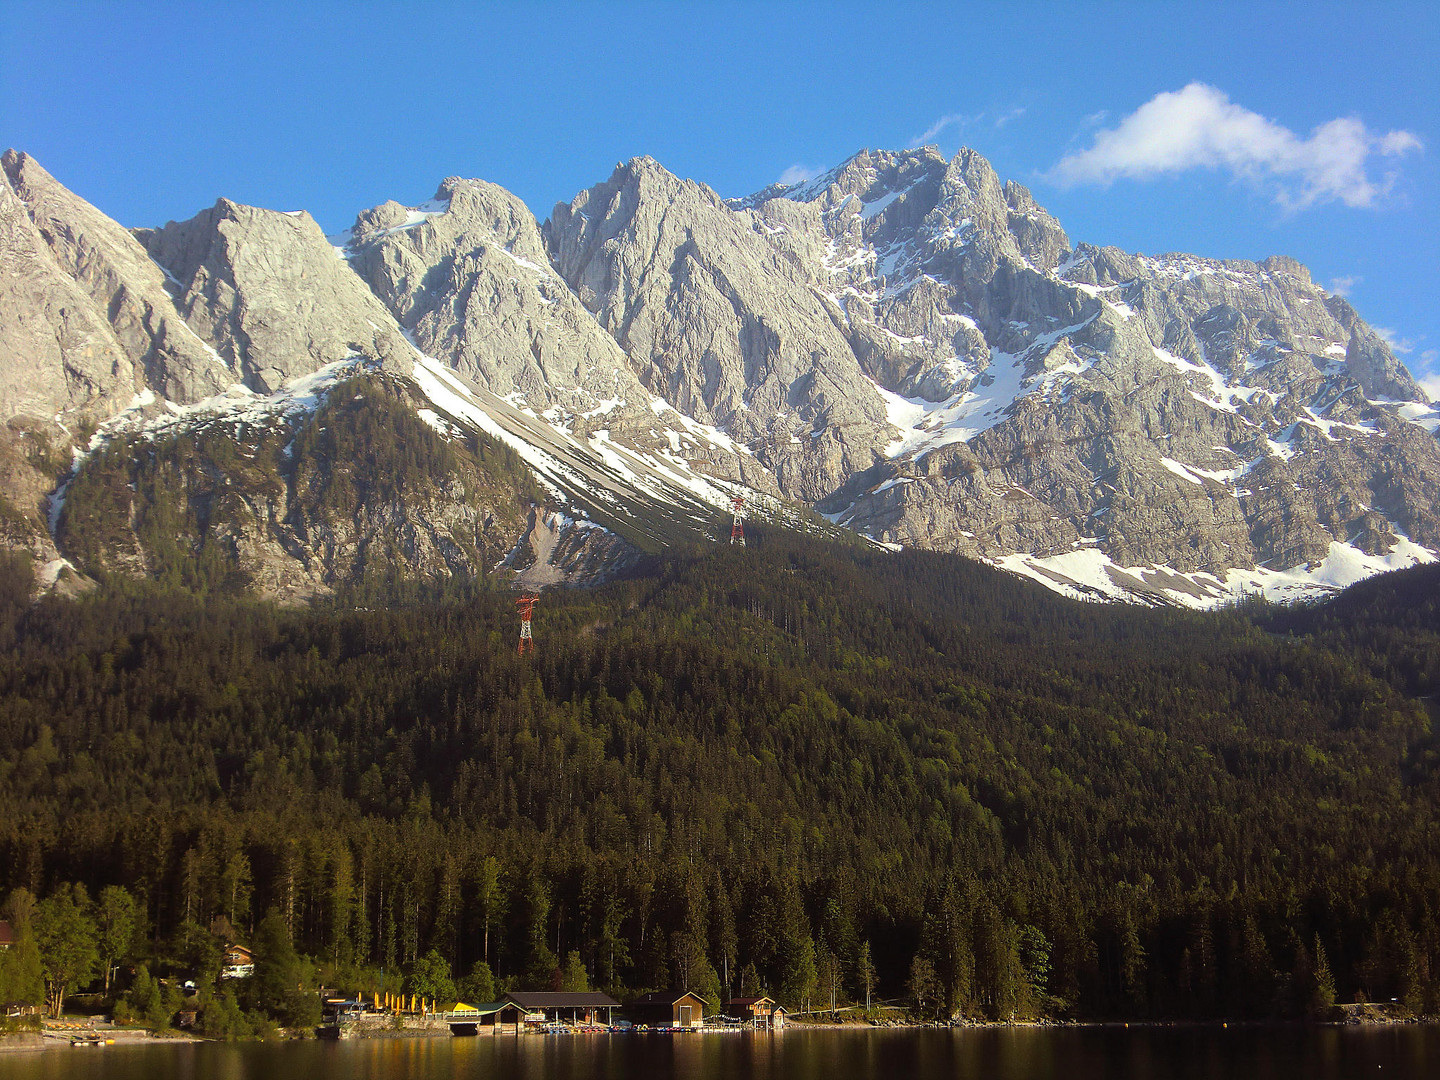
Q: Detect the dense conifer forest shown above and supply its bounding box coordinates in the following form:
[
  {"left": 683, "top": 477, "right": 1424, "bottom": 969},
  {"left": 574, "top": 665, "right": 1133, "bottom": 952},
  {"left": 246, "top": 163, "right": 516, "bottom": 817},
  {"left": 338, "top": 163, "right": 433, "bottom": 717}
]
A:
[{"left": 0, "top": 534, "right": 1437, "bottom": 1025}]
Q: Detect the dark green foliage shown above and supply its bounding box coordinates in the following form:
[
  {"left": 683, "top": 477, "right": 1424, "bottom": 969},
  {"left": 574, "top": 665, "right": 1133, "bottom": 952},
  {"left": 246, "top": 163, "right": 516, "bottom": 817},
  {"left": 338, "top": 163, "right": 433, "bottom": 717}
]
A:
[
  {"left": 1258, "top": 563, "right": 1440, "bottom": 699},
  {"left": 456, "top": 960, "right": 495, "bottom": 1005},
  {"left": 250, "top": 912, "right": 301, "bottom": 1014},
  {"left": 405, "top": 947, "right": 456, "bottom": 1003},
  {"left": 196, "top": 987, "right": 253, "bottom": 1039},
  {"left": 0, "top": 534, "right": 1437, "bottom": 1019},
  {"left": 56, "top": 372, "right": 541, "bottom": 598},
  {"left": 115, "top": 964, "right": 177, "bottom": 1030}
]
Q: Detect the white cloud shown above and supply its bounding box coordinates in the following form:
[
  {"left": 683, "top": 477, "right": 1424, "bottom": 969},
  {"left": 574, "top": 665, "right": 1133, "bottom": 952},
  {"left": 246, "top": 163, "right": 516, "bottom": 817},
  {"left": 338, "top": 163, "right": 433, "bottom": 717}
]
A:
[
  {"left": 1374, "top": 327, "right": 1415, "bottom": 354},
  {"left": 778, "top": 164, "right": 821, "bottom": 186},
  {"left": 1050, "top": 83, "right": 1421, "bottom": 209},
  {"left": 909, "top": 113, "right": 979, "bottom": 148},
  {"left": 1417, "top": 350, "right": 1440, "bottom": 402},
  {"left": 994, "top": 107, "right": 1026, "bottom": 129},
  {"left": 1327, "top": 275, "right": 1362, "bottom": 297}
]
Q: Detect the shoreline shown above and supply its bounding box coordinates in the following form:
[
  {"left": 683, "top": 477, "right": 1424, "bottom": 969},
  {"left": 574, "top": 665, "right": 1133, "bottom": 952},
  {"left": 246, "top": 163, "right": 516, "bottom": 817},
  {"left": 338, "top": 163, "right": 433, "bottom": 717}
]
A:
[
  {"left": 0, "top": 1029, "right": 205, "bottom": 1054},
  {"left": 3, "top": 1012, "right": 1434, "bottom": 1054}
]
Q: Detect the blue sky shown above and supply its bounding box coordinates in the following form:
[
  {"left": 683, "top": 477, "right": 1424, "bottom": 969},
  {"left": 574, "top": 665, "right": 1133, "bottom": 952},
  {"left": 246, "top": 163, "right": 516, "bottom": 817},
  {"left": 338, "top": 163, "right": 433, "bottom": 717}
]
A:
[{"left": 5, "top": 1, "right": 1437, "bottom": 391}]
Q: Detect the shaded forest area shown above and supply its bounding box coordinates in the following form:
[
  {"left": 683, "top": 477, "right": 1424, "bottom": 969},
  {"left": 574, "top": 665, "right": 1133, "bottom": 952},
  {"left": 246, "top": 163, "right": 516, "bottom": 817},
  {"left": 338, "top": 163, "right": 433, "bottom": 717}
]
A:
[{"left": 0, "top": 533, "right": 1437, "bottom": 1022}]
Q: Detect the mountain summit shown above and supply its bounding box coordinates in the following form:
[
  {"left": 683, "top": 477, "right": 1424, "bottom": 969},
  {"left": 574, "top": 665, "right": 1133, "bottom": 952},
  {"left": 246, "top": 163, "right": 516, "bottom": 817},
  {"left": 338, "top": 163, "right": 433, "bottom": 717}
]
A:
[{"left": 1, "top": 146, "right": 1435, "bottom": 603}]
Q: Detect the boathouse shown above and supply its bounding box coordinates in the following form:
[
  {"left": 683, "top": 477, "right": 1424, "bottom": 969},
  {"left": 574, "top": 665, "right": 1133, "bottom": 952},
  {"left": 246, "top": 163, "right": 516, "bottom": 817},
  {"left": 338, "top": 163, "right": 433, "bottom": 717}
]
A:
[
  {"left": 446, "top": 1000, "right": 526, "bottom": 1034},
  {"left": 628, "top": 990, "right": 706, "bottom": 1029},
  {"left": 503, "top": 991, "right": 619, "bottom": 1026},
  {"left": 725, "top": 996, "right": 786, "bottom": 1028}
]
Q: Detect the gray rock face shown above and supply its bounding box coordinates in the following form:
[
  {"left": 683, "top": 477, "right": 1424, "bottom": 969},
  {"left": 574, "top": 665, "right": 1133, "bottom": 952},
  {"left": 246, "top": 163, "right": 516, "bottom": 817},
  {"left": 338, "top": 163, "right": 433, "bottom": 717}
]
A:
[
  {"left": 2, "top": 150, "right": 232, "bottom": 406},
  {"left": 346, "top": 177, "right": 648, "bottom": 416},
  {"left": 140, "top": 199, "right": 413, "bottom": 393},
  {"left": 0, "top": 157, "right": 137, "bottom": 427},
  {"left": 1, "top": 149, "right": 191, "bottom": 570},
  {"left": 716, "top": 146, "right": 1439, "bottom": 590},
  {"left": 343, "top": 175, "right": 776, "bottom": 493},
  {"left": 545, "top": 156, "right": 893, "bottom": 502},
  {"left": 4, "top": 144, "right": 1436, "bottom": 605}
]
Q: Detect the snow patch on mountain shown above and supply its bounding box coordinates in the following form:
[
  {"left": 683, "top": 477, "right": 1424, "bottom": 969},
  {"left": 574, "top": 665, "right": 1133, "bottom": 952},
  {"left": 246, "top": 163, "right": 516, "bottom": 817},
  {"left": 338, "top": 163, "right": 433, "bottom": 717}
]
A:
[{"left": 994, "top": 531, "right": 1435, "bottom": 609}]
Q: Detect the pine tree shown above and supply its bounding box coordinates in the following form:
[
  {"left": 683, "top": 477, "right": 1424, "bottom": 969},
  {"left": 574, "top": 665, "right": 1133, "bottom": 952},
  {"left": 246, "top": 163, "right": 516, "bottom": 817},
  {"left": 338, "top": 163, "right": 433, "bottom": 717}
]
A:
[
  {"left": 1311, "top": 934, "right": 1337, "bottom": 1016},
  {"left": 854, "top": 940, "right": 877, "bottom": 1012}
]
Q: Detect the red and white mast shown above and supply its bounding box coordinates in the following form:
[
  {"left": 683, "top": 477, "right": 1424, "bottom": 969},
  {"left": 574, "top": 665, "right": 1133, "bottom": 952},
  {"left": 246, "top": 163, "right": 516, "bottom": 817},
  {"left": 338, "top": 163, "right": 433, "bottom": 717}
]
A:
[
  {"left": 730, "top": 495, "right": 746, "bottom": 546},
  {"left": 515, "top": 594, "right": 539, "bottom": 655}
]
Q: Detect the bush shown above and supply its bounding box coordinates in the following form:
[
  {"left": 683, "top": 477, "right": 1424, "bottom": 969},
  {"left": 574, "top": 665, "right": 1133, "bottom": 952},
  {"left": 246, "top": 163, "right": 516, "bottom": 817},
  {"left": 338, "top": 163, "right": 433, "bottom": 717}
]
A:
[{"left": 198, "top": 988, "right": 253, "bottom": 1040}]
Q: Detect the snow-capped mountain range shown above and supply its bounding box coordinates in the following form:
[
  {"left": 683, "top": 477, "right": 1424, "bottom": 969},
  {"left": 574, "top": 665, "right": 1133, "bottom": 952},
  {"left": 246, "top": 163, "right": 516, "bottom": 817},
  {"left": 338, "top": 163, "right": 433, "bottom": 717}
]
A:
[{"left": 1, "top": 145, "right": 1435, "bottom": 604}]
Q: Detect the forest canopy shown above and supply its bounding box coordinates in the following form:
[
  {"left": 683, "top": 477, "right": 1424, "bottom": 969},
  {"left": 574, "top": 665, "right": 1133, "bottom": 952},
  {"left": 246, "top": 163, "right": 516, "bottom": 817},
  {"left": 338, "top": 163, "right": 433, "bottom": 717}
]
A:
[{"left": 0, "top": 536, "right": 1436, "bottom": 1021}]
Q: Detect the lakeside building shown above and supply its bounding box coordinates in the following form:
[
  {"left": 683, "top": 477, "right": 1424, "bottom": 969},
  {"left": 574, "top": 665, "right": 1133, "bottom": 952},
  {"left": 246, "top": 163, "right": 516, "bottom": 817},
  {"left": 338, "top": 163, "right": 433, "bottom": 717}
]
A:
[
  {"left": 628, "top": 990, "right": 707, "bottom": 1029},
  {"left": 503, "top": 991, "right": 620, "bottom": 1027},
  {"left": 725, "top": 996, "right": 787, "bottom": 1029},
  {"left": 220, "top": 944, "right": 254, "bottom": 980},
  {"left": 445, "top": 1001, "right": 527, "bottom": 1033}
]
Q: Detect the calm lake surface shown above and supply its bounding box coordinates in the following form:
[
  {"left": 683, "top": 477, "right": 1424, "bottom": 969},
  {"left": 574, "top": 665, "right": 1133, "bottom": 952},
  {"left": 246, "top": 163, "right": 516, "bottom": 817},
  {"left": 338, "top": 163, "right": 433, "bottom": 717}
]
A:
[{"left": 3, "top": 1026, "right": 1438, "bottom": 1080}]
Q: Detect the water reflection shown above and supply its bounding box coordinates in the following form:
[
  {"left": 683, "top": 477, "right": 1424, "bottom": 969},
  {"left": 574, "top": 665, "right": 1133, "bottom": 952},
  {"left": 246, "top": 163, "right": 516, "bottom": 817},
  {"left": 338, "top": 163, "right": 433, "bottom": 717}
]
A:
[{"left": 0, "top": 1026, "right": 1436, "bottom": 1080}]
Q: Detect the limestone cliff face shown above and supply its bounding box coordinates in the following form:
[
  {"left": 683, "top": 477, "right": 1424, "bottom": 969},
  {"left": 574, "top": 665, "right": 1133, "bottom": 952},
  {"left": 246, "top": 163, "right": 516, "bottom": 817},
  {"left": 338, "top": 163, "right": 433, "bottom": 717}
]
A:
[
  {"left": 2, "top": 150, "right": 232, "bottom": 407},
  {"left": 343, "top": 176, "right": 776, "bottom": 494},
  {"left": 545, "top": 157, "right": 893, "bottom": 502},
  {"left": 2, "top": 144, "right": 1435, "bottom": 605},
  {"left": 139, "top": 199, "right": 414, "bottom": 393},
  {"left": 0, "top": 159, "right": 137, "bottom": 429},
  {"left": 346, "top": 177, "right": 643, "bottom": 413},
  {"left": 717, "top": 147, "right": 1439, "bottom": 591},
  {"left": 0, "top": 150, "right": 226, "bottom": 572}
]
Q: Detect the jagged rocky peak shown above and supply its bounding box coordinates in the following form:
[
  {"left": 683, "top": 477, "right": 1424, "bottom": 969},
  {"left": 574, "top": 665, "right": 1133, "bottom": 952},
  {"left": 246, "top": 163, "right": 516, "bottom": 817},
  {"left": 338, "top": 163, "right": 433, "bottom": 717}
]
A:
[
  {"left": 728, "top": 147, "right": 948, "bottom": 217},
  {"left": 343, "top": 172, "right": 652, "bottom": 419},
  {"left": 1061, "top": 243, "right": 1424, "bottom": 403},
  {"left": 0, "top": 156, "right": 135, "bottom": 428},
  {"left": 139, "top": 197, "right": 413, "bottom": 394},
  {"left": 3, "top": 144, "right": 1436, "bottom": 607},
  {"left": 718, "top": 143, "right": 1438, "bottom": 600},
  {"left": 1, "top": 150, "right": 232, "bottom": 408},
  {"left": 545, "top": 155, "right": 742, "bottom": 312},
  {"left": 1003, "top": 179, "right": 1070, "bottom": 271},
  {"left": 1, "top": 148, "right": 242, "bottom": 580},
  {"left": 544, "top": 155, "right": 894, "bottom": 503},
  {"left": 341, "top": 170, "right": 774, "bottom": 494}
]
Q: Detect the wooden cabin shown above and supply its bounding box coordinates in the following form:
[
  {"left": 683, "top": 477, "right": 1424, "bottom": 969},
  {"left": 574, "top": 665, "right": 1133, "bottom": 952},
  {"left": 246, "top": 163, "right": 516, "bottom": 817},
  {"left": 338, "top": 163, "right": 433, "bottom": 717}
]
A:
[
  {"left": 725, "top": 995, "right": 785, "bottom": 1028},
  {"left": 629, "top": 990, "right": 706, "bottom": 1029},
  {"left": 220, "top": 943, "right": 254, "bottom": 979}
]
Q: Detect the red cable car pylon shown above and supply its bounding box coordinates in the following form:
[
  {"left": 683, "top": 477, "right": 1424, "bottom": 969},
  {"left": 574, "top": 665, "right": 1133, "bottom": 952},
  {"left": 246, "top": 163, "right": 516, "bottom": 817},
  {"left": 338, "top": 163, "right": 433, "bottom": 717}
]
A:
[
  {"left": 730, "top": 495, "right": 746, "bottom": 546},
  {"left": 515, "top": 594, "right": 539, "bottom": 655}
]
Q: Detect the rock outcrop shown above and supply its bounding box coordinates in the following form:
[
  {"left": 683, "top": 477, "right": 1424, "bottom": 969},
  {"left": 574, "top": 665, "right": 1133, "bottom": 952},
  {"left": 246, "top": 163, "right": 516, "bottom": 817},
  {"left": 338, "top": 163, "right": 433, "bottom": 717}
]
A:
[
  {"left": 717, "top": 147, "right": 1439, "bottom": 595},
  {"left": 139, "top": 199, "right": 413, "bottom": 393},
  {"left": 343, "top": 175, "right": 778, "bottom": 494},
  {"left": 546, "top": 156, "right": 895, "bottom": 502},
  {"left": 2, "top": 144, "right": 1435, "bottom": 605},
  {"left": 2, "top": 150, "right": 232, "bottom": 407}
]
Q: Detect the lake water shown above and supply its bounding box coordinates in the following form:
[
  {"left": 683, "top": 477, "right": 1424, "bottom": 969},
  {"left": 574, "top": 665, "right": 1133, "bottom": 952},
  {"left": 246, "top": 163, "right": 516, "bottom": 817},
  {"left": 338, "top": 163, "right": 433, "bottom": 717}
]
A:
[{"left": 3, "top": 1026, "right": 1438, "bottom": 1080}]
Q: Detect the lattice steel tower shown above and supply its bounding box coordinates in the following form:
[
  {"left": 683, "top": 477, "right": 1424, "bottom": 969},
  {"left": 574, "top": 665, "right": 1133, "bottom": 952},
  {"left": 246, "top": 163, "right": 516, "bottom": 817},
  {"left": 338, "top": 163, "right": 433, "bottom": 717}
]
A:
[
  {"left": 730, "top": 495, "right": 746, "bottom": 546},
  {"left": 515, "top": 594, "right": 539, "bottom": 655}
]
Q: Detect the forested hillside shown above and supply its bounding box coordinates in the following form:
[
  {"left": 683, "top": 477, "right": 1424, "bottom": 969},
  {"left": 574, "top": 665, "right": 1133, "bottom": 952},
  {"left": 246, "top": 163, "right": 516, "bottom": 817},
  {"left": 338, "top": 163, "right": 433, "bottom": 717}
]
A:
[{"left": 0, "top": 536, "right": 1437, "bottom": 1023}]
